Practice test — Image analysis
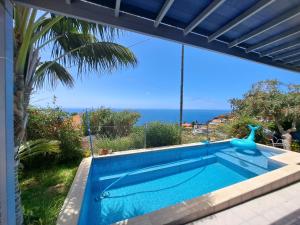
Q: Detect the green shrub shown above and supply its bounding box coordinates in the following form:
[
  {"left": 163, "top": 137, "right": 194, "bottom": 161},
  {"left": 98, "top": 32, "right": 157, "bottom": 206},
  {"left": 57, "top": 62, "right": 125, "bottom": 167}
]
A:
[
  {"left": 58, "top": 125, "right": 83, "bottom": 162},
  {"left": 82, "top": 107, "right": 140, "bottom": 138},
  {"left": 95, "top": 128, "right": 144, "bottom": 152},
  {"left": 95, "top": 122, "right": 181, "bottom": 151},
  {"left": 26, "top": 107, "right": 83, "bottom": 166},
  {"left": 145, "top": 122, "right": 180, "bottom": 147},
  {"left": 27, "top": 107, "right": 67, "bottom": 139},
  {"left": 95, "top": 137, "right": 133, "bottom": 152},
  {"left": 291, "top": 140, "right": 300, "bottom": 152},
  {"left": 223, "top": 116, "right": 269, "bottom": 144},
  {"left": 130, "top": 127, "right": 145, "bottom": 148}
]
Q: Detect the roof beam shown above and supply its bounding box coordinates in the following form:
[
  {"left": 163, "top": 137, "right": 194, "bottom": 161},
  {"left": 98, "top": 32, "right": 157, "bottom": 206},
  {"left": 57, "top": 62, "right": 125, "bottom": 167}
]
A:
[
  {"left": 183, "top": 0, "right": 225, "bottom": 36},
  {"left": 13, "top": 0, "right": 300, "bottom": 73},
  {"left": 273, "top": 48, "right": 300, "bottom": 61},
  {"left": 284, "top": 56, "right": 300, "bottom": 64},
  {"left": 208, "top": 0, "right": 275, "bottom": 43},
  {"left": 154, "top": 0, "right": 174, "bottom": 28},
  {"left": 289, "top": 60, "right": 300, "bottom": 66},
  {"left": 261, "top": 39, "right": 300, "bottom": 57},
  {"left": 229, "top": 5, "right": 300, "bottom": 48},
  {"left": 246, "top": 26, "right": 300, "bottom": 53},
  {"left": 115, "top": 0, "right": 121, "bottom": 17}
]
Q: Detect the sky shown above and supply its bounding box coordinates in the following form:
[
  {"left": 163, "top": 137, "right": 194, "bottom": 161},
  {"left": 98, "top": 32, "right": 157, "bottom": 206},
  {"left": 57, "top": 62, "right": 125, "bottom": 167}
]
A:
[{"left": 31, "top": 31, "right": 300, "bottom": 110}]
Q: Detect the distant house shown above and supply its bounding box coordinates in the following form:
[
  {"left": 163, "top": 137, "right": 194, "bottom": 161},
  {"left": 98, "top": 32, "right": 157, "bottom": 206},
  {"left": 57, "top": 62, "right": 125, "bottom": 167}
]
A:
[
  {"left": 212, "top": 119, "right": 222, "bottom": 123},
  {"left": 209, "top": 119, "right": 221, "bottom": 126},
  {"left": 71, "top": 114, "right": 82, "bottom": 130},
  {"left": 192, "top": 124, "right": 209, "bottom": 135},
  {"left": 182, "top": 123, "right": 193, "bottom": 128},
  {"left": 209, "top": 117, "right": 228, "bottom": 126}
]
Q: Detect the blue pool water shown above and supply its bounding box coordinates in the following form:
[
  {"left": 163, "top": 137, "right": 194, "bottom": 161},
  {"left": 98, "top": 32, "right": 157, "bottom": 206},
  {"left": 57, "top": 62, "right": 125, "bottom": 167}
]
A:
[{"left": 79, "top": 142, "right": 284, "bottom": 225}]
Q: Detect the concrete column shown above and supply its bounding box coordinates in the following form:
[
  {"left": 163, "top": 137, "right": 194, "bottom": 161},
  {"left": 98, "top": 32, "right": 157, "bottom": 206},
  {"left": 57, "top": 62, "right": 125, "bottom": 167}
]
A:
[{"left": 0, "top": 0, "right": 16, "bottom": 225}]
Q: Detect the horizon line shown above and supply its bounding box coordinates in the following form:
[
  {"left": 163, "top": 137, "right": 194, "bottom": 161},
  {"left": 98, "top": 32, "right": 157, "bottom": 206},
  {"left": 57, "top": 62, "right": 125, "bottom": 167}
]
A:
[{"left": 61, "top": 107, "right": 231, "bottom": 111}]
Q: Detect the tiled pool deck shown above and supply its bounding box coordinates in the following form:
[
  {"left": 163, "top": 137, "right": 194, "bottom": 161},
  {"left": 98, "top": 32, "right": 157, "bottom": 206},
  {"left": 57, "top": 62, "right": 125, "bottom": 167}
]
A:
[
  {"left": 188, "top": 181, "right": 300, "bottom": 225},
  {"left": 57, "top": 141, "right": 300, "bottom": 225}
]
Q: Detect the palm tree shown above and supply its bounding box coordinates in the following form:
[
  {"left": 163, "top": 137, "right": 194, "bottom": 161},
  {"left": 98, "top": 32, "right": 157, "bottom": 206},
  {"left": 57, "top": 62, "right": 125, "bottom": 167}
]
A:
[{"left": 14, "top": 6, "right": 137, "bottom": 224}]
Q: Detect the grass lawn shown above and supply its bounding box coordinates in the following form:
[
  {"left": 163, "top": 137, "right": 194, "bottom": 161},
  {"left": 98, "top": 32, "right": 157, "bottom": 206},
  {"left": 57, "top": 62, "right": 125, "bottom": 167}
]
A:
[{"left": 20, "top": 163, "right": 79, "bottom": 225}]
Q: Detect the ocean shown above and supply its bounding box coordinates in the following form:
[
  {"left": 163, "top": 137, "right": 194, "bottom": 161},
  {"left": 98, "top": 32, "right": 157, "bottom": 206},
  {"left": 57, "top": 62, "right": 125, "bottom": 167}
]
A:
[{"left": 64, "top": 108, "right": 230, "bottom": 125}]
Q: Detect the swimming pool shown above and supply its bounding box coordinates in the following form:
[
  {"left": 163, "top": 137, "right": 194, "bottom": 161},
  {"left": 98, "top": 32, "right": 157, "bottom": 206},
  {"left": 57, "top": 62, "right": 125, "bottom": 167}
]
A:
[{"left": 77, "top": 142, "right": 285, "bottom": 225}]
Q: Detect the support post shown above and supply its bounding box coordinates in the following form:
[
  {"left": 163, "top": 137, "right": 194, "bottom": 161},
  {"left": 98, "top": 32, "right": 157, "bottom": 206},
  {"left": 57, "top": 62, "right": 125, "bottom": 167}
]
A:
[
  {"left": 144, "top": 123, "right": 147, "bottom": 149},
  {"left": 179, "top": 44, "right": 184, "bottom": 143},
  {"left": 0, "top": 0, "right": 16, "bottom": 225},
  {"left": 85, "top": 110, "right": 94, "bottom": 157}
]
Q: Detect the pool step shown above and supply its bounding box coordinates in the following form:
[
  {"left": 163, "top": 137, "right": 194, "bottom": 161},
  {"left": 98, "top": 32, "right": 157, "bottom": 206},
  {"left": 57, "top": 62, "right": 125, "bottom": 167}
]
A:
[
  {"left": 216, "top": 152, "right": 272, "bottom": 177},
  {"left": 93, "top": 155, "right": 217, "bottom": 191}
]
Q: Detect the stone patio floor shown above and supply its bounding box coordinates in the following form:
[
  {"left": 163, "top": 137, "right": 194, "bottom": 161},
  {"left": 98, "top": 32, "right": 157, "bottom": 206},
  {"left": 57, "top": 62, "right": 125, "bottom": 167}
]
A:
[{"left": 188, "top": 182, "right": 300, "bottom": 225}]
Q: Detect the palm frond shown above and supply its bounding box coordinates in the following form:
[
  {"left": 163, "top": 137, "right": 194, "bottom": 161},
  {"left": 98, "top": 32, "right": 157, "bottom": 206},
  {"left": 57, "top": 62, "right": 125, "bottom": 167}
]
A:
[
  {"left": 15, "top": 8, "right": 37, "bottom": 74},
  {"left": 34, "top": 17, "right": 63, "bottom": 47},
  {"left": 17, "top": 139, "right": 60, "bottom": 161},
  {"left": 49, "top": 14, "right": 119, "bottom": 40},
  {"left": 35, "top": 15, "right": 118, "bottom": 48},
  {"left": 77, "top": 42, "right": 137, "bottom": 74},
  {"left": 51, "top": 33, "right": 98, "bottom": 57},
  {"left": 51, "top": 38, "right": 137, "bottom": 75},
  {"left": 34, "top": 61, "right": 74, "bottom": 89},
  {"left": 31, "top": 15, "right": 63, "bottom": 46},
  {"left": 14, "top": 6, "right": 30, "bottom": 40}
]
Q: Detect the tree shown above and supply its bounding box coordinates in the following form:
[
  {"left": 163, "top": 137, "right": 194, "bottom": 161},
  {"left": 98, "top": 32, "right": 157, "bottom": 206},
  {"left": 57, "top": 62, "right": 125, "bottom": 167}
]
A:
[
  {"left": 13, "top": 6, "right": 137, "bottom": 224},
  {"left": 230, "top": 80, "right": 300, "bottom": 150},
  {"left": 82, "top": 108, "right": 140, "bottom": 138}
]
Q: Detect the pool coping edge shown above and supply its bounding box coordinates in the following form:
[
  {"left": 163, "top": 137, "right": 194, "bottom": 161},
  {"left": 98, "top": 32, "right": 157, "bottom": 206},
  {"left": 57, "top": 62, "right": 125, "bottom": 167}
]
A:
[
  {"left": 94, "top": 139, "right": 232, "bottom": 159},
  {"left": 57, "top": 157, "right": 92, "bottom": 225}
]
